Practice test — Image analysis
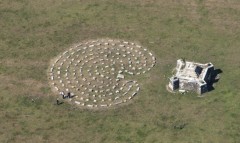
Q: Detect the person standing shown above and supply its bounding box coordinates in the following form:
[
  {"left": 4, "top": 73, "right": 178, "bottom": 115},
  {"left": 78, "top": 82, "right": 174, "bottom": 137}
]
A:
[
  {"left": 56, "top": 98, "right": 60, "bottom": 105},
  {"left": 60, "top": 91, "right": 65, "bottom": 99},
  {"left": 67, "top": 92, "right": 71, "bottom": 98}
]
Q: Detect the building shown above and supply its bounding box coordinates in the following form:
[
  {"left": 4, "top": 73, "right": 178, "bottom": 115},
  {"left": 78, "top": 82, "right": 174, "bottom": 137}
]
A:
[{"left": 168, "top": 59, "right": 214, "bottom": 94}]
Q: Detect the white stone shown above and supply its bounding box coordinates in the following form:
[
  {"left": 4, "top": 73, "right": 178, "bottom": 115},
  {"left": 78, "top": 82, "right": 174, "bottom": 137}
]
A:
[
  {"left": 87, "top": 104, "right": 93, "bottom": 108},
  {"left": 114, "top": 101, "right": 122, "bottom": 105},
  {"left": 136, "top": 87, "right": 140, "bottom": 91},
  {"left": 117, "top": 74, "right": 124, "bottom": 79},
  {"left": 128, "top": 72, "right": 134, "bottom": 75},
  {"left": 75, "top": 101, "right": 80, "bottom": 104},
  {"left": 132, "top": 92, "right": 137, "bottom": 97}
]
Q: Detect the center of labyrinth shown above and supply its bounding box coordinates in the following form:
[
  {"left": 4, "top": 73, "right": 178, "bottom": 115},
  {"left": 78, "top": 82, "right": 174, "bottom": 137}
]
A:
[{"left": 48, "top": 39, "right": 156, "bottom": 109}]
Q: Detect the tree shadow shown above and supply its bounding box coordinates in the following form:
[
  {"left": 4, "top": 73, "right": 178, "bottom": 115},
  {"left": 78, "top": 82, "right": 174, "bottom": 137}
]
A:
[{"left": 207, "top": 69, "right": 222, "bottom": 91}]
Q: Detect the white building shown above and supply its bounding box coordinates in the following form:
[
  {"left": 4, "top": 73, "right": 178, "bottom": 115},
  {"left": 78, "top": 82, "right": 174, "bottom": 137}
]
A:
[{"left": 168, "top": 59, "right": 214, "bottom": 94}]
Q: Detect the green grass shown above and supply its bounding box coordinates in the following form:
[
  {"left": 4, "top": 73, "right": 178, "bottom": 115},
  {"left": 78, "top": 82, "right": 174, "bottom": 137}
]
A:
[{"left": 1, "top": 0, "right": 240, "bottom": 142}]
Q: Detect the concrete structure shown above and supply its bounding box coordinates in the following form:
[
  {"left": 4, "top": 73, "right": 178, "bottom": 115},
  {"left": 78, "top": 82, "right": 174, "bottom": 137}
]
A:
[{"left": 168, "top": 59, "right": 214, "bottom": 94}]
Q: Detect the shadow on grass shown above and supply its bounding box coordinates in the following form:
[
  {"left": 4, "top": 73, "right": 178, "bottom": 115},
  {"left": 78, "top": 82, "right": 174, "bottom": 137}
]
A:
[
  {"left": 207, "top": 69, "right": 223, "bottom": 91},
  {"left": 57, "top": 101, "right": 64, "bottom": 105}
]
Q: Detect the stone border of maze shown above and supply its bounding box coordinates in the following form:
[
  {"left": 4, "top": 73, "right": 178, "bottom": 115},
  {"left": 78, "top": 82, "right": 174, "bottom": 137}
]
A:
[{"left": 48, "top": 39, "right": 156, "bottom": 109}]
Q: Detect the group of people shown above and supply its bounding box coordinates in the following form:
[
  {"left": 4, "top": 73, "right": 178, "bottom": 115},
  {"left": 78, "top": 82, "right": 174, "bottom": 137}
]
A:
[
  {"left": 60, "top": 91, "right": 71, "bottom": 99},
  {"left": 56, "top": 91, "right": 72, "bottom": 105}
]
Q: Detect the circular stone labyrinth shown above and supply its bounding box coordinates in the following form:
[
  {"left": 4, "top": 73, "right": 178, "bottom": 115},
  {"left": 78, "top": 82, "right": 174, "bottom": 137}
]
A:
[{"left": 48, "top": 39, "right": 156, "bottom": 109}]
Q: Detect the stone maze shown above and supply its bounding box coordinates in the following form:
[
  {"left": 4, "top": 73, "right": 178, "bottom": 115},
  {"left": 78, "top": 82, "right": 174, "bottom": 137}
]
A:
[{"left": 48, "top": 39, "right": 156, "bottom": 109}]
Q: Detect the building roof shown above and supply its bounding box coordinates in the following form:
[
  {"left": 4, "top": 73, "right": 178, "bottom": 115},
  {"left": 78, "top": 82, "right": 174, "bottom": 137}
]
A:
[{"left": 175, "top": 59, "right": 213, "bottom": 85}]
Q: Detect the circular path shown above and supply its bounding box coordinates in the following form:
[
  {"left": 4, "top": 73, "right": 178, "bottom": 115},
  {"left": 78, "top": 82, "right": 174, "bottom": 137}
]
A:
[{"left": 48, "top": 39, "right": 156, "bottom": 108}]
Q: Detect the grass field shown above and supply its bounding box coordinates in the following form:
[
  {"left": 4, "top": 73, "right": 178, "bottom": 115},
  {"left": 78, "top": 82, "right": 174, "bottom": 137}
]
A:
[{"left": 1, "top": 0, "right": 240, "bottom": 142}]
